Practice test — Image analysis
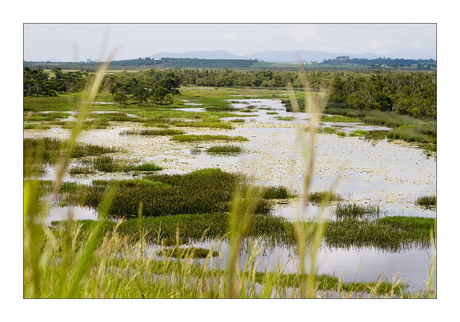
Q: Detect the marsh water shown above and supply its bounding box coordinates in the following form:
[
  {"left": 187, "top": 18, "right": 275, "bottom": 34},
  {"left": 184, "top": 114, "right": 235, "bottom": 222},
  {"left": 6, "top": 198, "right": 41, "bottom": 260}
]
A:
[{"left": 32, "top": 98, "right": 436, "bottom": 293}]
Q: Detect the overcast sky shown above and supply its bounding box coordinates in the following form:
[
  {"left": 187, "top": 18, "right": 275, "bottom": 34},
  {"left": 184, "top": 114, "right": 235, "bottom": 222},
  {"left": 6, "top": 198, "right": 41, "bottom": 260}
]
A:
[{"left": 23, "top": 23, "right": 436, "bottom": 62}]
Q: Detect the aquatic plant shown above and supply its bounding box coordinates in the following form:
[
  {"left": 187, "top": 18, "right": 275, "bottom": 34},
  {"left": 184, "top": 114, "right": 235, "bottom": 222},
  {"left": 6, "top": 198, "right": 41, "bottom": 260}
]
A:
[
  {"left": 205, "top": 145, "right": 243, "bottom": 154},
  {"left": 335, "top": 203, "right": 380, "bottom": 219},
  {"left": 308, "top": 191, "right": 342, "bottom": 205},
  {"left": 415, "top": 195, "right": 436, "bottom": 208}
]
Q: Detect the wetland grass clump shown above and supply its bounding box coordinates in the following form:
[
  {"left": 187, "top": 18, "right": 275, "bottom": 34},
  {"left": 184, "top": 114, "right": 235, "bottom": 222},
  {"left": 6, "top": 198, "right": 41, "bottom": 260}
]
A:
[
  {"left": 229, "top": 119, "right": 246, "bottom": 123},
  {"left": 205, "top": 145, "right": 243, "bottom": 155},
  {"left": 69, "top": 169, "right": 287, "bottom": 220},
  {"left": 336, "top": 131, "right": 346, "bottom": 137},
  {"left": 261, "top": 186, "right": 295, "bottom": 199},
  {"left": 335, "top": 203, "right": 380, "bottom": 219},
  {"left": 415, "top": 195, "right": 436, "bottom": 208},
  {"left": 266, "top": 111, "right": 279, "bottom": 115},
  {"left": 171, "top": 134, "right": 249, "bottom": 142},
  {"left": 308, "top": 191, "right": 342, "bottom": 205}
]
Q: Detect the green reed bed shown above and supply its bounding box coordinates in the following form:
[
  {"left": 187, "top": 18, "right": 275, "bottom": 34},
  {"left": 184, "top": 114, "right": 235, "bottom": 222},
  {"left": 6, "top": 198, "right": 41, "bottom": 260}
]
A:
[
  {"left": 336, "top": 131, "right": 346, "bottom": 137},
  {"left": 119, "top": 129, "right": 184, "bottom": 136},
  {"left": 386, "top": 127, "right": 434, "bottom": 144},
  {"left": 229, "top": 118, "right": 246, "bottom": 123},
  {"left": 66, "top": 169, "right": 291, "bottom": 220},
  {"left": 415, "top": 195, "right": 436, "bottom": 208},
  {"left": 335, "top": 203, "right": 381, "bottom": 219},
  {"left": 308, "top": 191, "right": 342, "bottom": 205},
  {"left": 171, "top": 134, "right": 249, "bottom": 142},
  {"left": 205, "top": 145, "right": 244, "bottom": 155}
]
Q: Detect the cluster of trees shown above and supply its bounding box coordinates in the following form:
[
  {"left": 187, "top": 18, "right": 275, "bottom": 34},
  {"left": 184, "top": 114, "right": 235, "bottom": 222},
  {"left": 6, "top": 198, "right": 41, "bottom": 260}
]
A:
[
  {"left": 23, "top": 67, "right": 92, "bottom": 96},
  {"left": 328, "top": 71, "right": 437, "bottom": 118},
  {"left": 102, "top": 69, "right": 181, "bottom": 104},
  {"left": 321, "top": 57, "right": 437, "bottom": 69}
]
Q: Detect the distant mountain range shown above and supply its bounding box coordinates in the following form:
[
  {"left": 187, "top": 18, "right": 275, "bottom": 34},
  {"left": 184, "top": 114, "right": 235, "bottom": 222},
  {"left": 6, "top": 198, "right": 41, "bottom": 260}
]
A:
[{"left": 149, "top": 48, "right": 436, "bottom": 62}]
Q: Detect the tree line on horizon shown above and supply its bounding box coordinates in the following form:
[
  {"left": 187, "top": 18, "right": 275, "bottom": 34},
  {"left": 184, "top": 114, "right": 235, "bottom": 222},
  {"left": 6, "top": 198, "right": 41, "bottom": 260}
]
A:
[{"left": 23, "top": 67, "right": 436, "bottom": 119}]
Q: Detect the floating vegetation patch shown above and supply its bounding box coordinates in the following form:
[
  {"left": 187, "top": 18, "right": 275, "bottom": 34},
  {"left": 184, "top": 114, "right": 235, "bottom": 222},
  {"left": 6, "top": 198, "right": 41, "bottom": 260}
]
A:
[
  {"left": 308, "top": 191, "right": 342, "bottom": 205},
  {"left": 335, "top": 203, "right": 380, "bottom": 219},
  {"left": 205, "top": 145, "right": 243, "bottom": 155},
  {"left": 265, "top": 111, "right": 279, "bottom": 115},
  {"left": 120, "top": 129, "right": 184, "bottom": 136},
  {"left": 415, "top": 195, "right": 436, "bottom": 209},
  {"left": 171, "top": 134, "right": 249, "bottom": 142}
]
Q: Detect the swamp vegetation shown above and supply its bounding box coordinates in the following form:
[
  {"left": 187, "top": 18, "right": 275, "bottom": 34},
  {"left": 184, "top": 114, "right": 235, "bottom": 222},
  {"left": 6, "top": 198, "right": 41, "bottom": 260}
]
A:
[{"left": 23, "top": 64, "right": 436, "bottom": 298}]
